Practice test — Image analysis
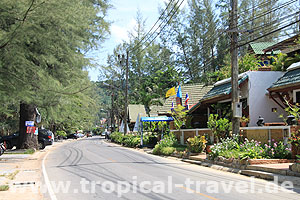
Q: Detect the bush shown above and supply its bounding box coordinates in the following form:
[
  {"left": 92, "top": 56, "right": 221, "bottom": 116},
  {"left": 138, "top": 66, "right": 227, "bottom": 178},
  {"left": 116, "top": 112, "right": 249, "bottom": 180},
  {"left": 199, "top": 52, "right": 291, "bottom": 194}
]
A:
[
  {"left": 160, "top": 147, "right": 175, "bottom": 156},
  {"left": 262, "top": 141, "right": 291, "bottom": 159},
  {"left": 151, "top": 133, "right": 180, "bottom": 156},
  {"left": 152, "top": 144, "right": 161, "bottom": 155},
  {"left": 187, "top": 136, "right": 206, "bottom": 153},
  {"left": 56, "top": 130, "right": 67, "bottom": 137},
  {"left": 207, "top": 114, "right": 232, "bottom": 142},
  {"left": 152, "top": 145, "right": 175, "bottom": 156},
  {"left": 110, "top": 132, "right": 123, "bottom": 144},
  {"left": 209, "top": 136, "right": 291, "bottom": 160},
  {"left": 110, "top": 132, "right": 142, "bottom": 148},
  {"left": 158, "top": 133, "right": 177, "bottom": 148}
]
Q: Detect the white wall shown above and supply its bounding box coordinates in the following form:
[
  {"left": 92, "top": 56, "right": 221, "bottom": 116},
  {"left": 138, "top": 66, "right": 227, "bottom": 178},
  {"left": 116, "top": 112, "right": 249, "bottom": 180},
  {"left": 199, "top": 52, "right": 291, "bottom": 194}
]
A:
[{"left": 248, "top": 71, "right": 285, "bottom": 126}]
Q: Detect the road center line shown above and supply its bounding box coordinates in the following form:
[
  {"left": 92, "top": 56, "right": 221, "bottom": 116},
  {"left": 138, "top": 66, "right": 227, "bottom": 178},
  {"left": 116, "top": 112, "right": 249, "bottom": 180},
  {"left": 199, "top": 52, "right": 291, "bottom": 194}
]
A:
[
  {"left": 107, "top": 157, "right": 117, "bottom": 162},
  {"left": 178, "top": 185, "right": 219, "bottom": 200}
]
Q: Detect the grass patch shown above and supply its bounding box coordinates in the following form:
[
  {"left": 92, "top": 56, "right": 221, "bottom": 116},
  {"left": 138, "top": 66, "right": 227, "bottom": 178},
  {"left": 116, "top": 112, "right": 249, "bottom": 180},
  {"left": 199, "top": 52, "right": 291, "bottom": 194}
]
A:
[
  {"left": 173, "top": 144, "right": 187, "bottom": 152},
  {"left": 0, "top": 185, "right": 9, "bottom": 191},
  {"left": 6, "top": 170, "right": 19, "bottom": 180},
  {"left": 24, "top": 149, "right": 35, "bottom": 154},
  {"left": 5, "top": 149, "right": 35, "bottom": 155}
]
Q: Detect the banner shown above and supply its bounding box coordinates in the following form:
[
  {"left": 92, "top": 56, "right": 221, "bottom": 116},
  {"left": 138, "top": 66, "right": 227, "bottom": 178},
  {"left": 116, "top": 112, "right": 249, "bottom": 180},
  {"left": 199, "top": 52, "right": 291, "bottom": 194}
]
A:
[
  {"left": 26, "top": 126, "right": 36, "bottom": 134},
  {"left": 165, "top": 87, "right": 176, "bottom": 98}
]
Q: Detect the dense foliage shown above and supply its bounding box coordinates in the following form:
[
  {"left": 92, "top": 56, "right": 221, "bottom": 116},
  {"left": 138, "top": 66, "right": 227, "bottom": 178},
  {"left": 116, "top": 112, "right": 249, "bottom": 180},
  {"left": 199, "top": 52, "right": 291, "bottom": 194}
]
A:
[
  {"left": 0, "top": 0, "right": 110, "bottom": 137},
  {"left": 207, "top": 114, "right": 232, "bottom": 143}
]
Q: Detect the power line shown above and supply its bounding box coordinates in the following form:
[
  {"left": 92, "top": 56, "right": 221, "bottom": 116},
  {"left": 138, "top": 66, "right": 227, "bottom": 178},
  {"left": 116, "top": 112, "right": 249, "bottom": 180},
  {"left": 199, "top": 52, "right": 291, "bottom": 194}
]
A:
[
  {"left": 139, "top": 0, "right": 186, "bottom": 53},
  {"left": 220, "top": 0, "right": 291, "bottom": 25},
  {"left": 237, "top": 0, "right": 297, "bottom": 28},
  {"left": 238, "top": 11, "right": 300, "bottom": 44},
  {"left": 131, "top": 0, "right": 176, "bottom": 52},
  {"left": 238, "top": 19, "right": 300, "bottom": 48}
]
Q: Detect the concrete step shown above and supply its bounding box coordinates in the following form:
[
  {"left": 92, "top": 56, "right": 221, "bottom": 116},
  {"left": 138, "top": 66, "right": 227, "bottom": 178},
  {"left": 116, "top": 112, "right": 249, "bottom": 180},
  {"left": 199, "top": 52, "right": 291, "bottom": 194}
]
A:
[
  {"left": 241, "top": 170, "right": 300, "bottom": 187},
  {"left": 246, "top": 165, "right": 287, "bottom": 176},
  {"left": 181, "top": 159, "right": 202, "bottom": 165},
  {"left": 241, "top": 170, "right": 275, "bottom": 180},
  {"left": 189, "top": 155, "right": 206, "bottom": 161}
]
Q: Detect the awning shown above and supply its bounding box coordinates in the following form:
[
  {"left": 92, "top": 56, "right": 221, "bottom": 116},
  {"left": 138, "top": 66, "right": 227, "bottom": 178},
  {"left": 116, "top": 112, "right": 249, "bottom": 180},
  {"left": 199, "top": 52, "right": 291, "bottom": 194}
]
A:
[{"left": 140, "top": 116, "right": 174, "bottom": 122}]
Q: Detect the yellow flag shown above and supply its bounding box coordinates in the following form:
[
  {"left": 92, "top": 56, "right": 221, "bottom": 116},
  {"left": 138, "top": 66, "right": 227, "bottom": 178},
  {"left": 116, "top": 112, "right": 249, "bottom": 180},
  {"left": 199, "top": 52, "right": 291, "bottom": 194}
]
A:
[{"left": 165, "top": 87, "right": 176, "bottom": 98}]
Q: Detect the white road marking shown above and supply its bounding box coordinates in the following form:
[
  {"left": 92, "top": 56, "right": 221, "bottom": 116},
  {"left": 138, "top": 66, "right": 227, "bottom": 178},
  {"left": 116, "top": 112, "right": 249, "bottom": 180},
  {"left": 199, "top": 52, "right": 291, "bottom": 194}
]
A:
[{"left": 42, "top": 151, "right": 58, "bottom": 200}]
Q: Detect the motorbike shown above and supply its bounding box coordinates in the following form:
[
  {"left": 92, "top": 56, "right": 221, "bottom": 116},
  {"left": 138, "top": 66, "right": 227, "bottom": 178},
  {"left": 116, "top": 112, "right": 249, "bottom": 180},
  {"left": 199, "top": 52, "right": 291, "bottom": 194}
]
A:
[{"left": 0, "top": 142, "right": 6, "bottom": 156}]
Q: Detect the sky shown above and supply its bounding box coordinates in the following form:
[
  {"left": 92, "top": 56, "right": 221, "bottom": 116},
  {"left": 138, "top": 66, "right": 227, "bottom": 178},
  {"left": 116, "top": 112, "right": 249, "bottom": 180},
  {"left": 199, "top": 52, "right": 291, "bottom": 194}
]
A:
[{"left": 87, "top": 0, "right": 187, "bottom": 82}]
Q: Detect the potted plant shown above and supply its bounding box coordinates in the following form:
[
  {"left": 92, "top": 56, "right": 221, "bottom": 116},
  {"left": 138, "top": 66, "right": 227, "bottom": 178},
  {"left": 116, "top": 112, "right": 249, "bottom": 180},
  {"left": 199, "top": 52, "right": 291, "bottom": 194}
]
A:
[
  {"left": 240, "top": 116, "right": 249, "bottom": 127},
  {"left": 204, "top": 133, "right": 213, "bottom": 153}
]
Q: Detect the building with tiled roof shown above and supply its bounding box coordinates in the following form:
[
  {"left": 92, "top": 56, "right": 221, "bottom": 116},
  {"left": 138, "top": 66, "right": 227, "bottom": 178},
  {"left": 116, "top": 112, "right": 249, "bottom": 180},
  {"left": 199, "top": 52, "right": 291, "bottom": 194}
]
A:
[
  {"left": 263, "top": 34, "right": 300, "bottom": 55},
  {"left": 190, "top": 71, "right": 285, "bottom": 127},
  {"left": 248, "top": 42, "right": 280, "bottom": 55},
  {"left": 268, "top": 62, "right": 300, "bottom": 107},
  {"left": 149, "top": 83, "right": 213, "bottom": 116}
]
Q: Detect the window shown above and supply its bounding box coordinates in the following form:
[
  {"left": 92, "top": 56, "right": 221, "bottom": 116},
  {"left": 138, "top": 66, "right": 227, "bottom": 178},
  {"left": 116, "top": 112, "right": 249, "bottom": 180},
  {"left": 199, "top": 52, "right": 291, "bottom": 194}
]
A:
[{"left": 293, "top": 89, "right": 300, "bottom": 103}]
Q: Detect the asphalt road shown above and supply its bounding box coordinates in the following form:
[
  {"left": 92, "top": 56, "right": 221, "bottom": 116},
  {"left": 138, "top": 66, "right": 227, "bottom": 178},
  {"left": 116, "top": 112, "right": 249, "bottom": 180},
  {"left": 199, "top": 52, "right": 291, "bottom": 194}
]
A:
[{"left": 44, "top": 136, "right": 300, "bottom": 200}]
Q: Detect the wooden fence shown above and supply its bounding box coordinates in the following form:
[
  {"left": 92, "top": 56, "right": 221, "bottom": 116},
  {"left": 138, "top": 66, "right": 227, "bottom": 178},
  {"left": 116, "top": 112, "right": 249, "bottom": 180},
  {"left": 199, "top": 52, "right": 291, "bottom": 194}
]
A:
[{"left": 171, "top": 126, "right": 292, "bottom": 145}]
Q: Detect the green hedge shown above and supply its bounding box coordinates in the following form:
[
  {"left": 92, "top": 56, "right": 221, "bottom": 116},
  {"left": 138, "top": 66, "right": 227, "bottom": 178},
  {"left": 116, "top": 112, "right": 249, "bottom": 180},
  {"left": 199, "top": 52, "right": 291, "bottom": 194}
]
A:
[{"left": 110, "top": 132, "right": 157, "bottom": 148}]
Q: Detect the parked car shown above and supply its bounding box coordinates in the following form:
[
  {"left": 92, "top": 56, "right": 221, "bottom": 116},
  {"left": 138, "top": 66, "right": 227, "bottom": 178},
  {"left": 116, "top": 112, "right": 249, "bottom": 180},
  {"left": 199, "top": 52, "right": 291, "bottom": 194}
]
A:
[
  {"left": 0, "top": 132, "right": 19, "bottom": 149},
  {"left": 67, "top": 133, "right": 78, "bottom": 139},
  {"left": 101, "top": 131, "right": 106, "bottom": 136},
  {"left": 38, "top": 129, "right": 53, "bottom": 149},
  {"left": 102, "top": 131, "right": 111, "bottom": 139},
  {"left": 86, "top": 132, "right": 92, "bottom": 137}
]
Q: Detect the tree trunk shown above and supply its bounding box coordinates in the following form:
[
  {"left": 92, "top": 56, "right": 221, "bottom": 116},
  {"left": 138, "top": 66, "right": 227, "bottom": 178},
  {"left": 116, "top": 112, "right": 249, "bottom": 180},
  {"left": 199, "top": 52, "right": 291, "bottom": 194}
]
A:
[{"left": 17, "top": 103, "right": 38, "bottom": 149}]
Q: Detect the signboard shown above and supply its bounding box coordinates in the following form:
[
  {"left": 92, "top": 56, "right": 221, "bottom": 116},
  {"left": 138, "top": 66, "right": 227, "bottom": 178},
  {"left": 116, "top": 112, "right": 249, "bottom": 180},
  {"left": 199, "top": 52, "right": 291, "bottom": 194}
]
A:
[
  {"left": 25, "top": 121, "right": 34, "bottom": 127},
  {"left": 26, "top": 126, "right": 36, "bottom": 134},
  {"left": 34, "top": 127, "right": 38, "bottom": 136}
]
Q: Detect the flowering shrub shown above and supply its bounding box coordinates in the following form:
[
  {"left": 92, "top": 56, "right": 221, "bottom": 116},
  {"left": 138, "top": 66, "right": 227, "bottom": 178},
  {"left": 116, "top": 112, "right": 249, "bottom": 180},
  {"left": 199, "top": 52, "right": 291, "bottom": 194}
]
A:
[
  {"left": 187, "top": 136, "right": 206, "bottom": 153},
  {"left": 288, "top": 132, "right": 300, "bottom": 146},
  {"left": 209, "top": 136, "right": 291, "bottom": 160},
  {"left": 262, "top": 141, "right": 291, "bottom": 159}
]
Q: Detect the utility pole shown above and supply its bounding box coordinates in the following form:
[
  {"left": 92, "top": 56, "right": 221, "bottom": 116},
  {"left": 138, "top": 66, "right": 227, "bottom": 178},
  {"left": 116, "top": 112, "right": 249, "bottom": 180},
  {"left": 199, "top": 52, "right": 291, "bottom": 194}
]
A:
[
  {"left": 118, "top": 51, "right": 129, "bottom": 135},
  {"left": 124, "top": 50, "right": 129, "bottom": 135},
  {"left": 230, "top": 0, "right": 240, "bottom": 135},
  {"left": 111, "top": 91, "right": 115, "bottom": 132}
]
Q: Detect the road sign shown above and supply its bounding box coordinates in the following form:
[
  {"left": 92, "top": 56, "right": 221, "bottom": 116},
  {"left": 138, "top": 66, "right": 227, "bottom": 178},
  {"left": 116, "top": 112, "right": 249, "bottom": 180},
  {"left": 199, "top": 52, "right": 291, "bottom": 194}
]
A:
[
  {"left": 25, "top": 121, "right": 34, "bottom": 127},
  {"left": 26, "top": 126, "right": 36, "bottom": 134}
]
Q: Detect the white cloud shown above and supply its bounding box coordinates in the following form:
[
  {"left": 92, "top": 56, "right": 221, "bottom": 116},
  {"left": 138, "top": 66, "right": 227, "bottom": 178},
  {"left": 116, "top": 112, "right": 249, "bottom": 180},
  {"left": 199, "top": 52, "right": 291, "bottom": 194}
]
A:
[
  {"left": 110, "top": 25, "right": 129, "bottom": 43},
  {"left": 110, "top": 18, "right": 139, "bottom": 43}
]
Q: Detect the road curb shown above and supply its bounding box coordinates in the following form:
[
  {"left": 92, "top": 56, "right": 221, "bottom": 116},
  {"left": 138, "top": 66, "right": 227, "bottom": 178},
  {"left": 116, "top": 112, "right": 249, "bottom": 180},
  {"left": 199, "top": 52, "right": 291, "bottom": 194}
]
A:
[{"left": 102, "top": 139, "right": 300, "bottom": 188}]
